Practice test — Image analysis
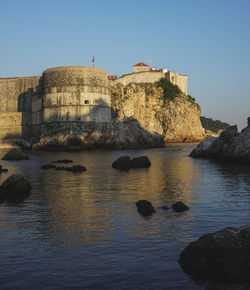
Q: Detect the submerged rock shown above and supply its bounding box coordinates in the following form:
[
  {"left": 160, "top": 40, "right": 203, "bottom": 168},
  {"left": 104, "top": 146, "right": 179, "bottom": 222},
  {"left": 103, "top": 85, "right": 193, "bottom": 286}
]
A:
[
  {"left": 40, "top": 164, "right": 56, "bottom": 170},
  {"left": 178, "top": 225, "right": 250, "bottom": 283},
  {"left": 0, "top": 174, "right": 31, "bottom": 201},
  {"left": 52, "top": 159, "right": 73, "bottom": 164},
  {"left": 55, "top": 165, "right": 87, "bottom": 173},
  {"left": 160, "top": 205, "right": 169, "bottom": 210},
  {"left": 171, "top": 201, "right": 189, "bottom": 212},
  {"left": 112, "top": 156, "right": 132, "bottom": 170},
  {"left": 136, "top": 200, "right": 155, "bottom": 216},
  {"left": 2, "top": 148, "right": 29, "bottom": 161},
  {"left": 131, "top": 156, "right": 151, "bottom": 168}
]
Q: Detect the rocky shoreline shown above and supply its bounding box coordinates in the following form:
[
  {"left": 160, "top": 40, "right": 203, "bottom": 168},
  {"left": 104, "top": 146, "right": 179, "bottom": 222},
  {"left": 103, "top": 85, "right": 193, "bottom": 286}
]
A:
[{"left": 190, "top": 117, "right": 250, "bottom": 163}]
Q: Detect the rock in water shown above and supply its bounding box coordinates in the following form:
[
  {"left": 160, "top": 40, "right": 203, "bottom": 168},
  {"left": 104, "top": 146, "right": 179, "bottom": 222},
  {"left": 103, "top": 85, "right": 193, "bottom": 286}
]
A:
[
  {"left": 67, "top": 165, "right": 86, "bottom": 173},
  {"left": 55, "top": 165, "right": 86, "bottom": 173},
  {"left": 171, "top": 201, "right": 189, "bottom": 212},
  {"left": 136, "top": 200, "right": 155, "bottom": 216},
  {"left": 2, "top": 149, "right": 29, "bottom": 161},
  {"left": 40, "top": 164, "right": 56, "bottom": 169},
  {"left": 0, "top": 174, "right": 31, "bottom": 201},
  {"left": 112, "top": 156, "right": 132, "bottom": 170},
  {"left": 52, "top": 159, "right": 73, "bottom": 164},
  {"left": 178, "top": 225, "right": 250, "bottom": 283},
  {"left": 131, "top": 156, "right": 151, "bottom": 168},
  {"left": 0, "top": 165, "right": 8, "bottom": 173}
]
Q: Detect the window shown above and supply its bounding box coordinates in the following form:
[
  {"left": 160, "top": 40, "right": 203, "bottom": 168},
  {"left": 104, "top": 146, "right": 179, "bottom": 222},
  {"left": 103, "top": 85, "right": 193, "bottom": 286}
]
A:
[{"left": 85, "top": 100, "right": 89, "bottom": 104}]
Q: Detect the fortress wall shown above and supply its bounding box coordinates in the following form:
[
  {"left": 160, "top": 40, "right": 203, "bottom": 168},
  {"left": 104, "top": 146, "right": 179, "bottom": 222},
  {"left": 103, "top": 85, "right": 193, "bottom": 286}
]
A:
[
  {"left": 0, "top": 112, "right": 32, "bottom": 139},
  {"left": 0, "top": 76, "right": 40, "bottom": 112},
  {"left": 0, "top": 76, "right": 40, "bottom": 140},
  {"left": 41, "top": 66, "right": 111, "bottom": 125},
  {"left": 167, "top": 72, "right": 188, "bottom": 95},
  {"left": 112, "top": 71, "right": 165, "bottom": 86}
]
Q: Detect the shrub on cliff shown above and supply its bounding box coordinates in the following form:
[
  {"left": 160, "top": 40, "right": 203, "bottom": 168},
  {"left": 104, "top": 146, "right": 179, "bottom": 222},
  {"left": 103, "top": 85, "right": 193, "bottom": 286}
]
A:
[
  {"left": 200, "top": 116, "right": 230, "bottom": 133},
  {"left": 156, "top": 78, "right": 181, "bottom": 101}
]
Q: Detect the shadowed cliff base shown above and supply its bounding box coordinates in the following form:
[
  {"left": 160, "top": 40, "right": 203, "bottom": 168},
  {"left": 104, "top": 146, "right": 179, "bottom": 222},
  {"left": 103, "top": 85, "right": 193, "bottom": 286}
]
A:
[{"left": 32, "top": 117, "right": 165, "bottom": 151}]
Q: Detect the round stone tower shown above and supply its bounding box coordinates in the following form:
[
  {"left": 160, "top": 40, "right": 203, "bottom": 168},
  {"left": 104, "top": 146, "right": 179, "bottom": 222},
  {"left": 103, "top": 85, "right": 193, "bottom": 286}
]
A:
[{"left": 40, "top": 66, "right": 111, "bottom": 132}]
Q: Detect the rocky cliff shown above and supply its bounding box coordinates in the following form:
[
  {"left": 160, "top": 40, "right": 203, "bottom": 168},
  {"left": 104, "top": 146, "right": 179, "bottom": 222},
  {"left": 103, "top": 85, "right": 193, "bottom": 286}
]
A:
[
  {"left": 32, "top": 82, "right": 205, "bottom": 151},
  {"left": 111, "top": 83, "right": 205, "bottom": 143},
  {"left": 190, "top": 118, "right": 250, "bottom": 163}
]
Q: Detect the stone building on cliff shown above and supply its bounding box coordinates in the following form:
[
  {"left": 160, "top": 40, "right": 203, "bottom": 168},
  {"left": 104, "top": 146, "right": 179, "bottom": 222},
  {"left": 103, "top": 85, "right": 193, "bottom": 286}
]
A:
[
  {"left": 111, "top": 62, "right": 188, "bottom": 95},
  {"left": 0, "top": 63, "right": 189, "bottom": 143}
]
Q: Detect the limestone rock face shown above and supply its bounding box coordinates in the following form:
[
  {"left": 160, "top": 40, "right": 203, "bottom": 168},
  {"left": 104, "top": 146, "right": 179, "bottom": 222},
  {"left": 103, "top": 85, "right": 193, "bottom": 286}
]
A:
[
  {"left": 111, "top": 83, "right": 206, "bottom": 143},
  {"left": 179, "top": 225, "right": 250, "bottom": 283},
  {"left": 190, "top": 120, "right": 250, "bottom": 162}
]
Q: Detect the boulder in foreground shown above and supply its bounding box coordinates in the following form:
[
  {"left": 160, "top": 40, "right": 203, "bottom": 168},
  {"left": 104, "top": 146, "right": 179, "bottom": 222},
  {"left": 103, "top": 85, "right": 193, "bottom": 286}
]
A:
[
  {"left": 2, "top": 149, "right": 29, "bottom": 161},
  {"left": 0, "top": 174, "right": 31, "bottom": 201},
  {"left": 136, "top": 200, "right": 155, "bottom": 216},
  {"left": 179, "top": 225, "right": 250, "bottom": 283}
]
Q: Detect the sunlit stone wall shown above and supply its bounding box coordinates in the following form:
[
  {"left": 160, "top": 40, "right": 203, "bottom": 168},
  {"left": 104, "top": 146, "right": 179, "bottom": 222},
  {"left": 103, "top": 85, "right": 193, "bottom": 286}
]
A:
[{"left": 41, "top": 66, "right": 111, "bottom": 126}]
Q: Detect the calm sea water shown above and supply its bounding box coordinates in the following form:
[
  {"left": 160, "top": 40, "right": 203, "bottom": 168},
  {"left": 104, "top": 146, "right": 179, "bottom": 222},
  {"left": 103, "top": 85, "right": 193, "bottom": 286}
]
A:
[{"left": 0, "top": 144, "right": 250, "bottom": 290}]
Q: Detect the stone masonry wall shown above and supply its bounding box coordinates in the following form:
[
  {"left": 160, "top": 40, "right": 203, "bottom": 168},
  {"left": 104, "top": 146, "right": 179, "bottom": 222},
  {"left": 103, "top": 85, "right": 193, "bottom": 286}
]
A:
[
  {"left": 112, "top": 71, "right": 166, "bottom": 86},
  {"left": 167, "top": 72, "right": 188, "bottom": 95},
  {"left": 41, "top": 66, "right": 111, "bottom": 131},
  {"left": 0, "top": 76, "right": 40, "bottom": 140}
]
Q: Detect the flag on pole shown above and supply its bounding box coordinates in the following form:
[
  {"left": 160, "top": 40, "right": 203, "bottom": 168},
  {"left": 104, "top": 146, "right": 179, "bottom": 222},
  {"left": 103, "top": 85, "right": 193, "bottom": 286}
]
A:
[{"left": 92, "top": 55, "right": 95, "bottom": 66}]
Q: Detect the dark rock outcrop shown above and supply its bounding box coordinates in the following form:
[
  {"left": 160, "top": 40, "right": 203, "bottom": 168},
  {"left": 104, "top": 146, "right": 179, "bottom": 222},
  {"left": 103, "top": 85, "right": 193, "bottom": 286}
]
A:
[
  {"left": 55, "top": 165, "right": 87, "bottom": 173},
  {"left": 179, "top": 225, "right": 250, "bottom": 283},
  {"left": 0, "top": 165, "right": 8, "bottom": 173},
  {"left": 189, "top": 121, "right": 250, "bottom": 163},
  {"left": 2, "top": 149, "right": 29, "bottom": 161},
  {"left": 0, "top": 174, "right": 31, "bottom": 201},
  {"left": 112, "top": 156, "right": 132, "bottom": 170},
  {"left": 171, "top": 201, "right": 189, "bottom": 212},
  {"left": 41, "top": 164, "right": 56, "bottom": 170},
  {"left": 131, "top": 156, "right": 151, "bottom": 168},
  {"left": 52, "top": 159, "right": 73, "bottom": 164},
  {"left": 112, "top": 156, "right": 151, "bottom": 170},
  {"left": 136, "top": 200, "right": 155, "bottom": 216}
]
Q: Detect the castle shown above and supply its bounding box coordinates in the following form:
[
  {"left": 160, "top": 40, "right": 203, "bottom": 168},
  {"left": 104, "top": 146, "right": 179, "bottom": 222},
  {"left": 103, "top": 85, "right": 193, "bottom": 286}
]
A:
[{"left": 0, "top": 63, "right": 187, "bottom": 142}]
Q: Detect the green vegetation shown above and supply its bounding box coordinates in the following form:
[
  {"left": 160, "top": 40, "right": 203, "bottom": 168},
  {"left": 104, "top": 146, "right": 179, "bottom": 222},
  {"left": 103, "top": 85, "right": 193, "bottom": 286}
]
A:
[
  {"left": 200, "top": 116, "right": 230, "bottom": 133},
  {"left": 156, "top": 78, "right": 181, "bottom": 101},
  {"left": 187, "top": 94, "right": 201, "bottom": 109}
]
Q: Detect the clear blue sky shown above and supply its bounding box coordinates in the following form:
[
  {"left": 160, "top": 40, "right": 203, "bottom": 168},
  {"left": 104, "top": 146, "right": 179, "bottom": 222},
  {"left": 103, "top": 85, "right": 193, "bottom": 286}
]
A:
[{"left": 1, "top": 0, "right": 250, "bottom": 129}]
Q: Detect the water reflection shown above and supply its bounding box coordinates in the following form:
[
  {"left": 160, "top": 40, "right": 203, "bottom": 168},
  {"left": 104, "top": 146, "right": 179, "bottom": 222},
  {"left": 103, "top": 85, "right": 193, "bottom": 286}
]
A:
[{"left": 1, "top": 145, "right": 250, "bottom": 289}]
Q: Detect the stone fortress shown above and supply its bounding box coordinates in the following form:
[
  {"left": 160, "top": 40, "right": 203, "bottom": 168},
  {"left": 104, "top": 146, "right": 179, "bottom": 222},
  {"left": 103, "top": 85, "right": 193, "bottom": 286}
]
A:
[{"left": 0, "top": 62, "right": 188, "bottom": 143}]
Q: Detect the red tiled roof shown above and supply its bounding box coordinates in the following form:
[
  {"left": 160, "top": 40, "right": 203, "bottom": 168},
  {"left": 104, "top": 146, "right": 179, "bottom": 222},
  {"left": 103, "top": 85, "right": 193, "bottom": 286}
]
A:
[
  {"left": 108, "top": 75, "right": 118, "bottom": 80},
  {"left": 133, "top": 62, "right": 149, "bottom": 67},
  {"left": 150, "top": 68, "right": 160, "bottom": 72}
]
